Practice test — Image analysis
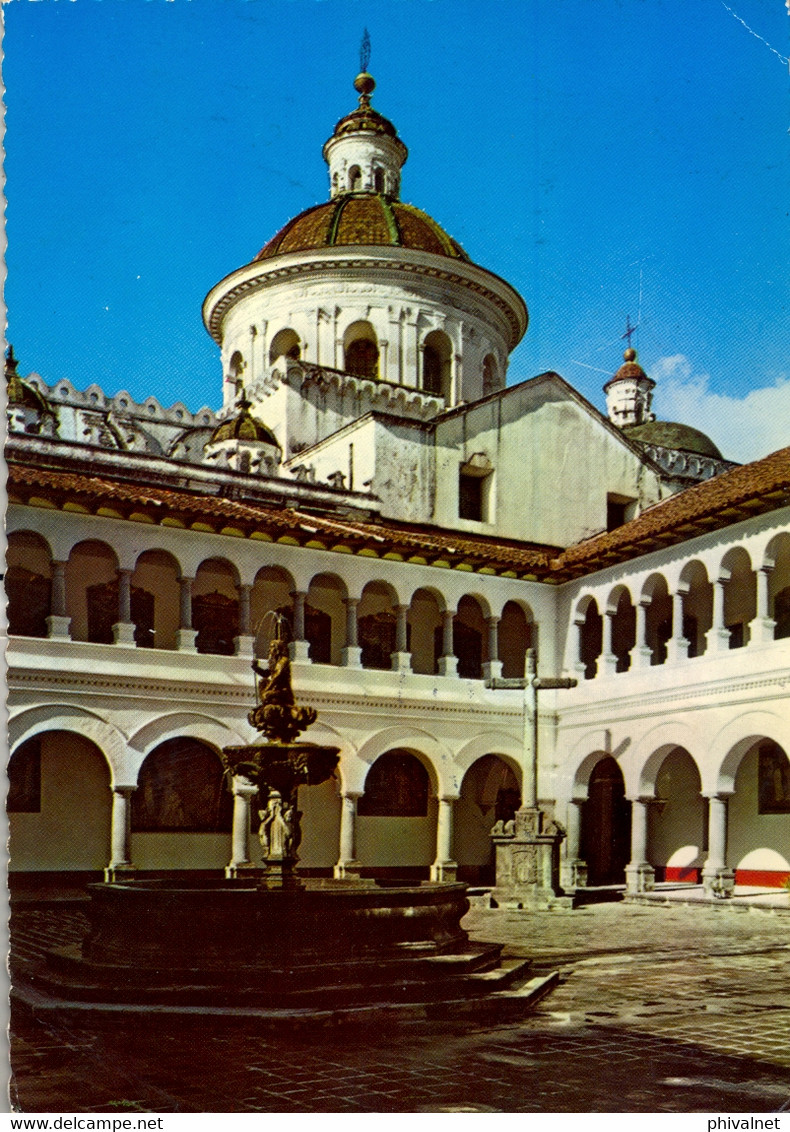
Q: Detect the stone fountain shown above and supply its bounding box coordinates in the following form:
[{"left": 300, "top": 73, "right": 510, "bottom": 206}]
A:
[{"left": 32, "top": 621, "right": 554, "bottom": 1022}]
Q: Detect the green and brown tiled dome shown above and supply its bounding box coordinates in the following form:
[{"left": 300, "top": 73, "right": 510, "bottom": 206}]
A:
[
  {"left": 624, "top": 419, "right": 724, "bottom": 460},
  {"left": 209, "top": 400, "right": 279, "bottom": 448},
  {"left": 254, "top": 194, "right": 470, "bottom": 263}
]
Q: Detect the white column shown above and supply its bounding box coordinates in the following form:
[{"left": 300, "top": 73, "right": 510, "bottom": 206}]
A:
[
  {"left": 225, "top": 774, "right": 259, "bottom": 879},
  {"left": 341, "top": 597, "right": 363, "bottom": 668},
  {"left": 706, "top": 578, "right": 731, "bottom": 653},
  {"left": 46, "top": 559, "right": 72, "bottom": 638},
  {"left": 437, "top": 609, "right": 458, "bottom": 676},
  {"left": 112, "top": 568, "right": 137, "bottom": 644},
  {"left": 391, "top": 604, "right": 412, "bottom": 672},
  {"left": 702, "top": 794, "right": 735, "bottom": 896},
  {"left": 625, "top": 797, "right": 655, "bottom": 893},
  {"left": 234, "top": 583, "right": 255, "bottom": 658},
  {"left": 334, "top": 791, "right": 361, "bottom": 878},
  {"left": 666, "top": 591, "right": 689, "bottom": 664},
  {"left": 289, "top": 590, "right": 311, "bottom": 663},
  {"left": 560, "top": 799, "right": 588, "bottom": 890},
  {"left": 631, "top": 601, "right": 652, "bottom": 669},
  {"left": 176, "top": 575, "right": 198, "bottom": 652},
  {"left": 483, "top": 615, "right": 503, "bottom": 682},
  {"left": 104, "top": 785, "right": 136, "bottom": 882},
  {"left": 430, "top": 796, "right": 457, "bottom": 881},
  {"left": 749, "top": 567, "right": 776, "bottom": 645},
  {"left": 573, "top": 619, "right": 587, "bottom": 678},
  {"left": 601, "top": 610, "right": 618, "bottom": 676}
]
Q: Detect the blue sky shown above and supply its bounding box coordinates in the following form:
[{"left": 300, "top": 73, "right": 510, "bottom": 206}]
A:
[{"left": 5, "top": 0, "right": 789, "bottom": 462}]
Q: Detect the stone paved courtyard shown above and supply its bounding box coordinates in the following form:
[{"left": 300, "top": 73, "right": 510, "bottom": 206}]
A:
[{"left": 9, "top": 897, "right": 790, "bottom": 1113}]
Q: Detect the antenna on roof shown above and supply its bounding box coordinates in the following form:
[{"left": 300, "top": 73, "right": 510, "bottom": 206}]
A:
[{"left": 360, "top": 28, "right": 371, "bottom": 73}]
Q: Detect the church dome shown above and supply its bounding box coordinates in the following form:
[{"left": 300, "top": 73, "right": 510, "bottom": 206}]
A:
[
  {"left": 254, "top": 194, "right": 469, "bottom": 263},
  {"left": 208, "top": 400, "right": 279, "bottom": 448},
  {"left": 624, "top": 419, "right": 724, "bottom": 460}
]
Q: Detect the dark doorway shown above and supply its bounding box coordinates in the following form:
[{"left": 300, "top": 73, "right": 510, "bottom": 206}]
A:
[{"left": 581, "top": 756, "right": 631, "bottom": 885}]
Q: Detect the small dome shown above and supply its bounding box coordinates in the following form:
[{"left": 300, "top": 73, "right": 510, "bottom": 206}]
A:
[
  {"left": 624, "top": 419, "right": 724, "bottom": 460},
  {"left": 209, "top": 401, "right": 279, "bottom": 448},
  {"left": 603, "top": 347, "right": 655, "bottom": 393},
  {"left": 254, "top": 195, "right": 469, "bottom": 263}
]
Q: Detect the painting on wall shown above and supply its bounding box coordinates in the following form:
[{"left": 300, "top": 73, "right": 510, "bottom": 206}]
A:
[{"left": 758, "top": 742, "right": 790, "bottom": 815}]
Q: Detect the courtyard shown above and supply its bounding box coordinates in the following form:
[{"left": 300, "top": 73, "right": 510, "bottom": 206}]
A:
[{"left": 9, "top": 891, "right": 790, "bottom": 1113}]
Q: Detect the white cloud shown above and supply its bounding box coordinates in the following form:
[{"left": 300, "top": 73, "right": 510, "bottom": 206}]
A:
[{"left": 653, "top": 355, "right": 790, "bottom": 465}]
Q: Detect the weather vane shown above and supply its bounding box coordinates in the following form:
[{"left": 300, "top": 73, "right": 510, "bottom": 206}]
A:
[{"left": 360, "top": 28, "right": 371, "bottom": 73}]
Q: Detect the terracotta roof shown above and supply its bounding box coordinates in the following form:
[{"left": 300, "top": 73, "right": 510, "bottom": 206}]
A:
[
  {"left": 7, "top": 462, "right": 556, "bottom": 577},
  {"left": 254, "top": 195, "right": 469, "bottom": 263},
  {"left": 552, "top": 445, "right": 790, "bottom": 580}
]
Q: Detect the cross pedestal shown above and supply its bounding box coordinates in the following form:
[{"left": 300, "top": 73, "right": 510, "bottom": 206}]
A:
[{"left": 490, "top": 806, "right": 571, "bottom": 910}]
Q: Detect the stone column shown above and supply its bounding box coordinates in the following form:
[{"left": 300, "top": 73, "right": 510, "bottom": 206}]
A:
[
  {"left": 573, "top": 618, "right": 588, "bottom": 678},
  {"left": 438, "top": 609, "right": 458, "bottom": 677},
  {"left": 176, "top": 575, "right": 198, "bottom": 651},
  {"left": 341, "top": 597, "right": 363, "bottom": 668},
  {"left": 749, "top": 567, "right": 776, "bottom": 645},
  {"left": 601, "top": 610, "right": 618, "bottom": 676},
  {"left": 560, "top": 799, "right": 587, "bottom": 890},
  {"left": 706, "top": 578, "right": 731, "bottom": 653},
  {"left": 391, "top": 604, "right": 412, "bottom": 672},
  {"left": 234, "top": 583, "right": 255, "bottom": 658},
  {"left": 451, "top": 351, "right": 463, "bottom": 406},
  {"left": 46, "top": 559, "right": 72, "bottom": 638},
  {"left": 289, "top": 590, "right": 311, "bottom": 662},
  {"left": 430, "top": 796, "right": 458, "bottom": 881},
  {"left": 630, "top": 601, "right": 653, "bottom": 669},
  {"left": 702, "top": 794, "right": 735, "bottom": 897},
  {"left": 378, "top": 339, "right": 389, "bottom": 384},
  {"left": 225, "top": 774, "right": 260, "bottom": 879},
  {"left": 112, "top": 568, "right": 137, "bottom": 644},
  {"left": 334, "top": 790, "right": 362, "bottom": 879},
  {"left": 104, "top": 785, "right": 136, "bottom": 882},
  {"left": 666, "top": 591, "right": 689, "bottom": 664},
  {"left": 482, "top": 615, "right": 503, "bottom": 682},
  {"left": 625, "top": 797, "right": 655, "bottom": 893}
]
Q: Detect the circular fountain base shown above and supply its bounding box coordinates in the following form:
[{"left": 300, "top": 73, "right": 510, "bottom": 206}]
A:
[{"left": 34, "top": 876, "right": 547, "bottom": 1018}]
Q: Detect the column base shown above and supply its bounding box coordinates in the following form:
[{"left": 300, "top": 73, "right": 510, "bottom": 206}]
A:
[
  {"left": 630, "top": 646, "right": 653, "bottom": 670},
  {"left": 438, "top": 656, "right": 458, "bottom": 677},
  {"left": 333, "top": 860, "right": 361, "bottom": 879},
  {"left": 702, "top": 867, "right": 735, "bottom": 898},
  {"left": 234, "top": 634, "right": 255, "bottom": 659},
  {"left": 705, "top": 628, "right": 732, "bottom": 654},
  {"left": 666, "top": 638, "right": 689, "bottom": 664},
  {"left": 176, "top": 628, "right": 198, "bottom": 652},
  {"left": 748, "top": 617, "right": 777, "bottom": 646},
  {"left": 289, "top": 640, "right": 312, "bottom": 664},
  {"left": 46, "top": 615, "right": 72, "bottom": 639},
  {"left": 482, "top": 660, "right": 503, "bottom": 682},
  {"left": 560, "top": 859, "right": 588, "bottom": 891},
  {"left": 429, "top": 861, "right": 458, "bottom": 882},
  {"left": 390, "top": 652, "right": 412, "bottom": 673},
  {"left": 104, "top": 863, "right": 136, "bottom": 884},
  {"left": 341, "top": 646, "right": 363, "bottom": 669},
  {"left": 600, "top": 653, "right": 618, "bottom": 677},
  {"left": 625, "top": 862, "right": 656, "bottom": 894},
  {"left": 225, "top": 862, "right": 260, "bottom": 880},
  {"left": 112, "top": 622, "right": 137, "bottom": 645}
]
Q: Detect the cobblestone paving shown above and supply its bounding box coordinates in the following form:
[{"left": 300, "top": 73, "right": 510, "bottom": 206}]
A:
[{"left": 9, "top": 900, "right": 790, "bottom": 1113}]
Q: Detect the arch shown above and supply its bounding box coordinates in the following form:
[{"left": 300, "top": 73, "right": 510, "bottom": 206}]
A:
[
  {"left": 355, "top": 727, "right": 450, "bottom": 795},
  {"left": 499, "top": 599, "right": 533, "bottom": 679},
  {"left": 307, "top": 571, "right": 348, "bottom": 665},
  {"left": 66, "top": 539, "right": 119, "bottom": 643},
  {"left": 728, "top": 737, "right": 790, "bottom": 886},
  {"left": 193, "top": 557, "right": 240, "bottom": 656},
  {"left": 649, "top": 747, "right": 706, "bottom": 883},
  {"left": 718, "top": 546, "right": 756, "bottom": 649},
  {"left": 269, "top": 327, "right": 301, "bottom": 364},
  {"left": 641, "top": 573, "right": 671, "bottom": 666},
  {"left": 344, "top": 321, "right": 379, "bottom": 379},
  {"left": 712, "top": 712, "right": 790, "bottom": 795},
  {"left": 358, "top": 579, "right": 398, "bottom": 670},
  {"left": 373, "top": 166, "right": 385, "bottom": 193},
  {"left": 127, "top": 712, "right": 248, "bottom": 765},
  {"left": 130, "top": 738, "right": 232, "bottom": 833},
  {"left": 9, "top": 705, "right": 127, "bottom": 783},
  {"left": 8, "top": 730, "right": 112, "bottom": 872},
  {"left": 606, "top": 585, "right": 636, "bottom": 673},
  {"left": 678, "top": 559, "right": 712, "bottom": 658},
  {"left": 455, "top": 754, "right": 522, "bottom": 884},
  {"left": 357, "top": 751, "right": 430, "bottom": 817},
  {"left": 132, "top": 548, "right": 181, "bottom": 650},
  {"left": 408, "top": 587, "right": 443, "bottom": 675},
  {"left": 348, "top": 165, "right": 362, "bottom": 192},
  {"left": 422, "top": 329, "right": 453, "bottom": 400},
  {"left": 453, "top": 594, "right": 486, "bottom": 679},
  {"left": 251, "top": 564, "right": 296, "bottom": 656},
  {"left": 576, "top": 595, "right": 602, "bottom": 679},
  {"left": 226, "top": 350, "right": 244, "bottom": 386},
  {"left": 6, "top": 530, "right": 53, "bottom": 638},
  {"left": 482, "top": 354, "right": 498, "bottom": 396},
  {"left": 355, "top": 746, "right": 438, "bottom": 877},
  {"left": 764, "top": 531, "right": 790, "bottom": 639},
  {"left": 580, "top": 756, "right": 631, "bottom": 885}
]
